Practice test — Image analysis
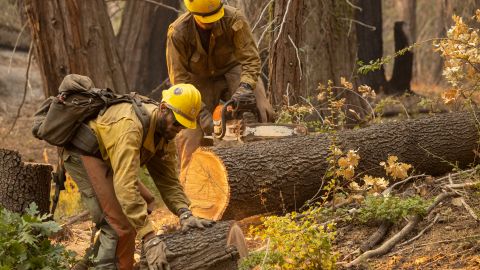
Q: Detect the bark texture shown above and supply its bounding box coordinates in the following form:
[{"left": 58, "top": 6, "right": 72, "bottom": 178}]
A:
[
  {"left": 117, "top": 0, "right": 179, "bottom": 95},
  {"left": 190, "top": 112, "right": 479, "bottom": 220},
  {"left": 0, "top": 149, "right": 52, "bottom": 214},
  {"left": 159, "top": 221, "right": 244, "bottom": 270},
  {"left": 355, "top": 0, "right": 388, "bottom": 92},
  {"left": 22, "top": 0, "right": 128, "bottom": 97},
  {"left": 267, "top": 0, "right": 305, "bottom": 106}
]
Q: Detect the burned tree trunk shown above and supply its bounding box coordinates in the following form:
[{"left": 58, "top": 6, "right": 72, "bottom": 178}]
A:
[
  {"left": 0, "top": 149, "right": 52, "bottom": 214},
  {"left": 117, "top": 0, "right": 179, "bottom": 95},
  {"left": 268, "top": 0, "right": 305, "bottom": 106},
  {"left": 355, "top": 0, "right": 387, "bottom": 92},
  {"left": 388, "top": 21, "right": 414, "bottom": 94},
  {"left": 22, "top": 0, "right": 128, "bottom": 97},
  {"left": 158, "top": 221, "right": 247, "bottom": 270},
  {"left": 182, "top": 112, "right": 479, "bottom": 220}
]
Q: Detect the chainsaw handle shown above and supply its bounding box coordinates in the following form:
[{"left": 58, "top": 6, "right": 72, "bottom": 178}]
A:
[{"left": 213, "top": 99, "right": 235, "bottom": 139}]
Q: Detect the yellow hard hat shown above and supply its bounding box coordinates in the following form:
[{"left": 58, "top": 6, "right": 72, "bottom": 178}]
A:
[
  {"left": 162, "top": 84, "right": 202, "bottom": 129},
  {"left": 184, "top": 0, "right": 224, "bottom": 24}
]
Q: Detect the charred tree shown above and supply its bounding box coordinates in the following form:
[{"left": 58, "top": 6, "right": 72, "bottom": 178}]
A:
[
  {"left": 181, "top": 112, "right": 479, "bottom": 220},
  {"left": 117, "top": 0, "right": 179, "bottom": 95},
  {"left": 22, "top": 0, "right": 128, "bottom": 97},
  {"left": 388, "top": 22, "right": 414, "bottom": 94},
  {"left": 355, "top": 0, "right": 388, "bottom": 93},
  {"left": 267, "top": 0, "right": 305, "bottom": 106},
  {"left": 0, "top": 149, "right": 52, "bottom": 214},
  {"left": 157, "top": 221, "right": 247, "bottom": 270}
]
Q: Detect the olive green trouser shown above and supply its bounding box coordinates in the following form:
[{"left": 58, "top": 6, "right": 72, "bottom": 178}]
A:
[
  {"left": 63, "top": 151, "right": 126, "bottom": 270},
  {"left": 176, "top": 65, "right": 273, "bottom": 182}
]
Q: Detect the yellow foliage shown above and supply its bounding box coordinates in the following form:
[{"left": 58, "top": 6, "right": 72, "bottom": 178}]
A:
[
  {"left": 53, "top": 174, "right": 83, "bottom": 220},
  {"left": 380, "top": 155, "right": 412, "bottom": 180}
]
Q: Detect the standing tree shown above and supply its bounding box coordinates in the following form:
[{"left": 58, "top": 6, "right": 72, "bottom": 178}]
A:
[
  {"left": 22, "top": 0, "right": 128, "bottom": 96},
  {"left": 117, "top": 0, "right": 180, "bottom": 95},
  {"left": 355, "top": 0, "right": 388, "bottom": 92}
]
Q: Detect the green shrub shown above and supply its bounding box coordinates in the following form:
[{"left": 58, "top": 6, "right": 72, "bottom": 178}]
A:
[
  {"left": 357, "top": 195, "right": 431, "bottom": 224},
  {"left": 0, "top": 203, "right": 76, "bottom": 269}
]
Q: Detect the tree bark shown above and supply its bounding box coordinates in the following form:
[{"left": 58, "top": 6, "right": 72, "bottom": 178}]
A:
[
  {"left": 117, "top": 0, "right": 179, "bottom": 95},
  {"left": 158, "top": 221, "right": 247, "bottom": 270},
  {"left": 267, "top": 0, "right": 305, "bottom": 106},
  {"left": 355, "top": 0, "right": 388, "bottom": 92},
  {"left": 0, "top": 149, "right": 52, "bottom": 214},
  {"left": 181, "top": 112, "right": 479, "bottom": 220},
  {"left": 22, "top": 0, "right": 128, "bottom": 97}
]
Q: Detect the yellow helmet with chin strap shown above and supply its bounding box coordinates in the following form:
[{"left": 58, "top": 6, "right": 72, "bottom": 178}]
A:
[
  {"left": 161, "top": 84, "right": 202, "bottom": 129},
  {"left": 184, "top": 0, "right": 225, "bottom": 24}
]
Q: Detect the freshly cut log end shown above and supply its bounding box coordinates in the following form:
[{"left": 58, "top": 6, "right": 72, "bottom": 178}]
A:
[
  {"left": 159, "top": 221, "right": 247, "bottom": 270},
  {"left": 181, "top": 149, "right": 230, "bottom": 221},
  {"left": 0, "top": 149, "right": 52, "bottom": 214}
]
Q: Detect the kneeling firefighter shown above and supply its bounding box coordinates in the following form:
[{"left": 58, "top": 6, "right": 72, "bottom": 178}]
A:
[{"left": 60, "top": 77, "right": 213, "bottom": 269}]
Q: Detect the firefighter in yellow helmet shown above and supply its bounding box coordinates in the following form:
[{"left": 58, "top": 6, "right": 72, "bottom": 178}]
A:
[
  {"left": 167, "top": 0, "right": 274, "bottom": 176},
  {"left": 64, "top": 78, "right": 213, "bottom": 270}
]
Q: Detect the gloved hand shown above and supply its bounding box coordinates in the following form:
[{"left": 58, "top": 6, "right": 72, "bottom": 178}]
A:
[
  {"left": 231, "top": 83, "right": 256, "bottom": 102},
  {"left": 179, "top": 209, "right": 214, "bottom": 231},
  {"left": 198, "top": 106, "right": 214, "bottom": 135},
  {"left": 141, "top": 236, "right": 170, "bottom": 270}
]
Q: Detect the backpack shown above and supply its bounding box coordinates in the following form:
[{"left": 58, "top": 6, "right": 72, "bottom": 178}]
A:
[{"left": 32, "top": 87, "right": 157, "bottom": 155}]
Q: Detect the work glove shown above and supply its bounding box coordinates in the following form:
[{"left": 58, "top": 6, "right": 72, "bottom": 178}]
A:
[
  {"left": 254, "top": 82, "right": 275, "bottom": 123},
  {"left": 179, "top": 209, "right": 214, "bottom": 231},
  {"left": 141, "top": 237, "right": 170, "bottom": 270},
  {"left": 198, "top": 105, "right": 214, "bottom": 135},
  {"left": 231, "top": 83, "right": 256, "bottom": 102}
]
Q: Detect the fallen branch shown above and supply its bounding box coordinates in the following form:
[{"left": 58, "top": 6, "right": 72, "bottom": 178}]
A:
[
  {"left": 445, "top": 181, "right": 480, "bottom": 189},
  {"left": 383, "top": 174, "right": 427, "bottom": 196},
  {"left": 460, "top": 197, "right": 479, "bottom": 222},
  {"left": 398, "top": 213, "right": 440, "bottom": 247},
  {"left": 61, "top": 210, "right": 90, "bottom": 227},
  {"left": 359, "top": 221, "right": 393, "bottom": 252},
  {"left": 346, "top": 192, "right": 457, "bottom": 267}
]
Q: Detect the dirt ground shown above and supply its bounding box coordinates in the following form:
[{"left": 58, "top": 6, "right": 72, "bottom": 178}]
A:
[{"left": 2, "top": 48, "right": 480, "bottom": 269}]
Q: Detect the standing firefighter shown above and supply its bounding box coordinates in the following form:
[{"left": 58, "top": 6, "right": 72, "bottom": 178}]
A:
[
  {"left": 62, "top": 79, "right": 213, "bottom": 269},
  {"left": 167, "top": 0, "right": 274, "bottom": 174}
]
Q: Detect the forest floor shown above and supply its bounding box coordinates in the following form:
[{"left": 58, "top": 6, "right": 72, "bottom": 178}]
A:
[{"left": 2, "top": 48, "right": 480, "bottom": 269}]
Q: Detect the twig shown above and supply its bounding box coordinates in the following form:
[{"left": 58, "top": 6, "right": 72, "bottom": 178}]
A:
[
  {"left": 331, "top": 86, "right": 376, "bottom": 120},
  {"left": 288, "top": 34, "right": 302, "bottom": 80},
  {"left": 299, "top": 96, "right": 324, "bottom": 122},
  {"left": 273, "top": 0, "right": 292, "bottom": 46},
  {"left": 414, "top": 234, "right": 480, "bottom": 248},
  {"left": 252, "top": 0, "right": 274, "bottom": 32},
  {"left": 5, "top": 40, "right": 33, "bottom": 137},
  {"left": 339, "top": 18, "right": 376, "bottom": 31},
  {"left": 345, "top": 0, "right": 362, "bottom": 11},
  {"left": 460, "top": 197, "right": 479, "bottom": 221},
  {"left": 257, "top": 18, "right": 277, "bottom": 47},
  {"left": 346, "top": 192, "right": 457, "bottom": 267},
  {"left": 398, "top": 214, "right": 440, "bottom": 247},
  {"left": 8, "top": 21, "right": 28, "bottom": 74},
  {"left": 434, "top": 168, "right": 476, "bottom": 183},
  {"left": 382, "top": 174, "right": 427, "bottom": 196},
  {"left": 261, "top": 237, "right": 271, "bottom": 269},
  {"left": 446, "top": 181, "right": 480, "bottom": 189},
  {"left": 141, "top": 0, "right": 181, "bottom": 13}
]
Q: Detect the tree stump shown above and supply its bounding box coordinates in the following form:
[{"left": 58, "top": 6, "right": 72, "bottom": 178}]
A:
[
  {"left": 0, "top": 149, "right": 52, "bottom": 214},
  {"left": 158, "top": 221, "right": 247, "bottom": 270},
  {"left": 181, "top": 112, "right": 479, "bottom": 220}
]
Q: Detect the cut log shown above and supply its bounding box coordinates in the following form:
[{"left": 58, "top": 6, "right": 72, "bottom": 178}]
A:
[
  {"left": 181, "top": 112, "right": 479, "bottom": 220},
  {"left": 158, "top": 221, "right": 247, "bottom": 270},
  {"left": 0, "top": 149, "right": 52, "bottom": 214}
]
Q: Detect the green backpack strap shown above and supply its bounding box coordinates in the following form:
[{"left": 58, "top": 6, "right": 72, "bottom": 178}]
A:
[{"left": 130, "top": 92, "right": 152, "bottom": 144}]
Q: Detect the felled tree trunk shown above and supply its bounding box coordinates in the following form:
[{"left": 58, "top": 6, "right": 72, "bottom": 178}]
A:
[
  {"left": 0, "top": 149, "right": 52, "bottom": 214},
  {"left": 181, "top": 112, "right": 479, "bottom": 220},
  {"left": 159, "top": 221, "right": 247, "bottom": 270}
]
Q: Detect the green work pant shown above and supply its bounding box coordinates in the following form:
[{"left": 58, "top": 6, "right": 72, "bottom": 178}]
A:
[{"left": 63, "top": 151, "right": 118, "bottom": 269}]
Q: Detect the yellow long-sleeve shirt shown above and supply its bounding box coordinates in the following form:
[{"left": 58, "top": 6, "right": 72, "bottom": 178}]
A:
[{"left": 88, "top": 102, "right": 190, "bottom": 239}]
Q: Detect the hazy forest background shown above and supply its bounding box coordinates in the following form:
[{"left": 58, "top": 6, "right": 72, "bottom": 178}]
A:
[{"left": 2, "top": 0, "right": 480, "bottom": 269}]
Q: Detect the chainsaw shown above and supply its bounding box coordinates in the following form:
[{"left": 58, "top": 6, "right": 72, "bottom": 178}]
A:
[{"left": 210, "top": 95, "right": 307, "bottom": 142}]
